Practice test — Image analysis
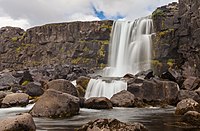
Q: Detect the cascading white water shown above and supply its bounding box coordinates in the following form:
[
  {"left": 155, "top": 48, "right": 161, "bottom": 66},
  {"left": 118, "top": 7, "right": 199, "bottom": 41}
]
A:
[
  {"left": 103, "top": 17, "right": 153, "bottom": 77},
  {"left": 85, "top": 17, "right": 153, "bottom": 99}
]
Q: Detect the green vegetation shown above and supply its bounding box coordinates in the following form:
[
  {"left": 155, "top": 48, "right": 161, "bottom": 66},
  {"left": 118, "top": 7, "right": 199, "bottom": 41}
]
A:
[
  {"left": 167, "top": 59, "right": 175, "bottom": 67},
  {"left": 22, "top": 80, "right": 29, "bottom": 86},
  {"left": 158, "top": 29, "right": 174, "bottom": 37},
  {"left": 11, "top": 37, "right": 18, "bottom": 42},
  {"left": 151, "top": 60, "right": 162, "bottom": 66},
  {"left": 152, "top": 9, "right": 164, "bottom": 19}
]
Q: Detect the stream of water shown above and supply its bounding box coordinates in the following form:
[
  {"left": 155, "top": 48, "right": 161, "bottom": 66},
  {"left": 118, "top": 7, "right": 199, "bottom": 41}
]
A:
[{"left": 0, "top": 105, "right": 198, "bottom": 131}]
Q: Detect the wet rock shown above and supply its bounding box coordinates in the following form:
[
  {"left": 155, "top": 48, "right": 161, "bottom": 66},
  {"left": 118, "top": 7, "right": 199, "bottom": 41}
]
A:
[
  {"left": 84, "top": 97, "right": 113, "bottom": 109},
  {"left": 0, "top": 91, "right": 6, "bottom": 106},
  {"left": 24, "top": 82, "right": 44, "bottom": 97},
  {"left": 177, "top": 90, "right": 200, "bottom": 102},
  {"left": 1, "top": 93, "right": 29, "bottom": 108},
  {"left": 135, "top": 69, "right": 154, "bottom": 80},
  {"left": 110, "top": 90, "right": 135, "bottom": 107},
  {"left": 123, "top": 73, "right": 136, "bottom": 79},
  {"left": 30, "top": 89, "right": 79, "bottom": 118},
  {"left": 182, "top": 111, "right": 200, "bottom": 126},
  {"left": 182, "top": 76, "right": 200, "bottom": 90},
  {"left": 161, "top": 71, "right": 176, "bottom": 82},
  {"left": 77, "top": 118, "right": 148, "bottom": 131},
  {"left": 0, "top": 113, "right": 36, "bottom": 131},
  {"left": 175, "top": 98, "right": 200, "bottom": 115},
  {"left": 45, "top": 79, "right": 78, "bottom": 97}
]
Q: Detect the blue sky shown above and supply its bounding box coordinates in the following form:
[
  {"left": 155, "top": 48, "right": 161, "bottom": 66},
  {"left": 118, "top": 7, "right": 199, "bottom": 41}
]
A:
[{"left": 0, "top": 0, "right": 178, "bottom": 29}]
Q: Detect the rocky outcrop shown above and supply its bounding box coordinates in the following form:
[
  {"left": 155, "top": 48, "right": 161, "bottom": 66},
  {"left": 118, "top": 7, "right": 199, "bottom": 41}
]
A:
[
  {"left": 0, "top": 21, "right": 112, "bottom": 71},
  {"left": 84, "top": 97, "right": 113, "bottom": 109},
  {"left": 30, "top": 89, "right": 80, "bottom": 118},
  {"left": 1, "top": 93, "right": 29, "bottom": 108},
  {"left": 77, "top": 118, "right": 148, "bottom": 131},
  {"left": 0, "top": 113, "right": 36, "bottom": 131},
  {"left": 152, "top": 0, "right": 200, "bottom": 77}
]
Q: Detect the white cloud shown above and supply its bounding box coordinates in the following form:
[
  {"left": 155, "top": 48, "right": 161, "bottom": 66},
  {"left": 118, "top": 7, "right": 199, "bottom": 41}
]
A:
[
  {"left": 0, "top": 0, "right": 178, "bottom": 29},
  {"left": 0, "top": 16, "right": 30, "bottom": 29}
]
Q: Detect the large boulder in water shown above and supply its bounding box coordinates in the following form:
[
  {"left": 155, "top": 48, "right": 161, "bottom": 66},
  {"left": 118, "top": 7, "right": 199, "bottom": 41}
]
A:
[
  {"left": 127, "top": 78, "right": 179, "bottom": 105},
  {"left": 0, "top": 113, "right": 36, "bottom": 131},
  {"left": 84, "top": 97, "right": 113, "bottom": 109},
  {"left": 45, "top": 79, "right": 78, "bottom": 97},
  {"left": 110, "top": 90, "right": 135, "bottom": 107},
  {"left": 30, "top": 89, "right": 80, "bottom": 118},
  {"left": 1, "top": 93, "right": 29, "bottom": 108},
  {"left": 175, "top": 98, "right": 200, "bottom": 115},
  {"left": 77, "top": 118, "right": 147, "bottom": 131}
]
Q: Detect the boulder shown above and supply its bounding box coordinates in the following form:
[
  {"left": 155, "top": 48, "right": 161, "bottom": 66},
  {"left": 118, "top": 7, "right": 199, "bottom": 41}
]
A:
[
  {"left": 45, "top": 79, "right": 78, "bottom": 97},
  {"left": 182, "top": 111, "right": 200, "bottom": 126},
  {"left": 24, "top": 82, "right": 44, "bottom": 97},
  {"left": 30, "top": 89, "right": 79, "bottom": 118},
  {"left": 0, "top": 113, "right": 36, "bottom": 131},
  {"left": 1, "top": 93, "right": 29, "bottom": 108},
  {"left": 77, "top": 118, "right": 148, "bottom": 131},
  {"left": 110, "top": 90, "right": 135, "bottom": 107},
  {"left": 84, "top": 97, "right": 113, "bottom": 109},
  {"left": 0, "top": 73, "right": 19, "bottom": 88},
  {"left": 19, "top": 70, "right": 34, "bottom": 85},
  {"left": 177, "top": 90, "right": 200, "bottom": 102},
  {"left": 182, "top": 77, "right": 200, "bottom": 90},
  {"left": 175, "top": 98, "right": 200, "bottom": 115},
  {"left": 127, "top": 78, "right": 179, "bottom": 105},
  {"left": 76, "top": 85, "right": 85, "bottom": 97}
]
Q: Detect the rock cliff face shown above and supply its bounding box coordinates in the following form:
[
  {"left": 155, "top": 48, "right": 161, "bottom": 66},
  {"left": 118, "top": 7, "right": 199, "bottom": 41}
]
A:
[
  {"left": 152, "top": 0, "right": 200, "bottom": 77},
  {"left": 0, "top": 21, "right": 112, "bottom": 71}
]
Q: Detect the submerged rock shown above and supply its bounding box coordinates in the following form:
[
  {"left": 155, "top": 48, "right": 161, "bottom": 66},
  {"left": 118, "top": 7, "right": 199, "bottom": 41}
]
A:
[
  {"left": 77, "top": 118, "right": 148, "bottom": 131},
  {"left": 84, "top": 97, "right": 113, "bottom": 109},
  {"left": 45, "top": 79, "right": 78, "bottom": 97},
  {"left": 1, "top": 93, "right": 29, "bottom": 108},
  {"left": 0, "top": 113, "right": 36, "bottom": 131},
  {"left": 30, "top": 89, "right": 79, "bottom": 118},
  {"left": 175, "top": 98, "right": 200, "bottom": 115},
  {"left": 110, "top": 90, "right": 135, "bottom": 107}
]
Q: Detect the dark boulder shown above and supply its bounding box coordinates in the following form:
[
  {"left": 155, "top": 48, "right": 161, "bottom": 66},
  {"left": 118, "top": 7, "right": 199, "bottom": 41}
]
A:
[
  {"left": 30, "top": 89, "right": 79, "bottom": 118},
  {"left": 45, "top": 79, "right": 78, "bottom": 97},
  {"left": 182, "top": 111, "right": 200, "bottom": 126},
  {"left": 24, "top": 82, "right": 44, "bottom": 97},
  {"left": 0, "top": 113, "right": 36, "bottom": 131},
  {"left": 77, "top": 118, "right": 148, "bottom": 131},
  {"left": 0, "top": 73, "right": 19, "bottom": 88},
  {"left": 84, "top": 97, "right": 113, "bottom": 109},
  {"left": 76, "top": 76, "right": 90, "bottom": 90},
  {"left": 110, "top": 90, "right": 135, "bottom": 107},
  {"left": 19, "top": 70, "right": 34, "bottom": 85},
  {"left": 177, "top": 90, "right": 200, "bottom": 102},
  {"left": 1, "top": 93, "right": 29, "bottom": 108},
  {"left": 175, "top": 98, "right": 200, "bottom": 115},
  {"left": 127, "top": 78, "right": 179, "bottom": 105}
]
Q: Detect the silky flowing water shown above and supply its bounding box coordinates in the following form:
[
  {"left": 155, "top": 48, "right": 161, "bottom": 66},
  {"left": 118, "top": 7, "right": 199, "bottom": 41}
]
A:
[{"left": 0, "top": 105, "right": 198, "bottom": 131}]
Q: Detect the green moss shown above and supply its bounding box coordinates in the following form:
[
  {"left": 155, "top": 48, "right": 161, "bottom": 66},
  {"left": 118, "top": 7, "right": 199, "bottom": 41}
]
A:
[
  {"left": 22, "top": 80, "right": 29, "bottom": 86},
  {"left": 167, "top": 59, "right": 175, "bottom": 67},
  {"left": 83, "top": 46, "right": 90, "bottom": 52},
  {"left": 152, "top": 9, "right": 164, "bottom": 19},
  {"left": 158, "top": 29, "right": 174, "bottom": 37},
  {"left": 11, "top": 37, "right": 18, "bottom": 42},
  {"left": 71, "top": 57, "right": 82, "bottom": 64},
  {"left": 151, "top": 60, "right": 162, "bottom": 66},
  {"left": 100, "top": 24, "right": 112, "bottom": 30},
  {"left": 98, "top": 45, "right": 105, "bottom": 57},
  {"left": 16, "top": 47, "right": 21, "bottom": 53}
]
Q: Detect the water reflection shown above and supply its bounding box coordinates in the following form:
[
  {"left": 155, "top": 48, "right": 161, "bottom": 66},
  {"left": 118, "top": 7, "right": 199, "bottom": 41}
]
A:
[{"left": 0, "top": 105, "right": 199, "bottom": 131}]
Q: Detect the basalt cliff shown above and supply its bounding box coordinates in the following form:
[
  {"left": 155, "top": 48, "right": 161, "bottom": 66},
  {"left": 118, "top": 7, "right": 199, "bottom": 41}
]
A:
[{"left": 0, "top": 0, "right": 200, "bottom": 78}]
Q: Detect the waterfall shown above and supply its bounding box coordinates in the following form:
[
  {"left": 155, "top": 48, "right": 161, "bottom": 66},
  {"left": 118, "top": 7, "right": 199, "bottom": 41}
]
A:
[{"left": 85, "top": 17, "right": 153, "bottom": 99}]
